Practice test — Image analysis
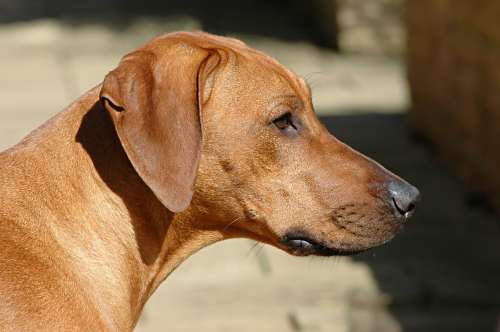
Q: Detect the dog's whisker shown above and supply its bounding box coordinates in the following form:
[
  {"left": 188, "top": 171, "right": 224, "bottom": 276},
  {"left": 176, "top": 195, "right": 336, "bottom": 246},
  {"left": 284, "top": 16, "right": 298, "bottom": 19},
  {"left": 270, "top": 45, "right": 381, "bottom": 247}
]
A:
[
  {"left": 245, "top": 241, "right": 261, "bottom": 258},
  {"left": 255, "top": 243, "right": 266, "bottom": 256},
  {"left": 304, "top": 71, "right": 326, "bottom": 89},
  {"left": 304, "top": 71, "right": 326, "bottom": 82},
  {"left": 223, "top": 216, "right": 244, "bottom": 231}
]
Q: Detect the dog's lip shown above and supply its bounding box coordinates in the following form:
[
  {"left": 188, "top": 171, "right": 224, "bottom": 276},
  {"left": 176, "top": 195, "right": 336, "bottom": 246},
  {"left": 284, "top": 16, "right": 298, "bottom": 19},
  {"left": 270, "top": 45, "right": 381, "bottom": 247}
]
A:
[{"left": 280, "top": 233, "right": 367, "bottom": 257}]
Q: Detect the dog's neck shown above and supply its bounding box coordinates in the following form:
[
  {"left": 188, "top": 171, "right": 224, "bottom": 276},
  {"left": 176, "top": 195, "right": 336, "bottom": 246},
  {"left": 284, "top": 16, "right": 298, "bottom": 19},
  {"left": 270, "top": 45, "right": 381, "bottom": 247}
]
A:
[{"left": 28, "top": 88, "right": 224, "bottom": 329}]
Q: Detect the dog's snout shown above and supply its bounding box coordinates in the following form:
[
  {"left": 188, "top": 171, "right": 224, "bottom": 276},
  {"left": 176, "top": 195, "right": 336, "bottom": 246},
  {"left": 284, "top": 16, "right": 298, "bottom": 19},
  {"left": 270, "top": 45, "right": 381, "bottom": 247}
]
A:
[{"left": 387, "top": 180, "right": 420, "bottom": 218}]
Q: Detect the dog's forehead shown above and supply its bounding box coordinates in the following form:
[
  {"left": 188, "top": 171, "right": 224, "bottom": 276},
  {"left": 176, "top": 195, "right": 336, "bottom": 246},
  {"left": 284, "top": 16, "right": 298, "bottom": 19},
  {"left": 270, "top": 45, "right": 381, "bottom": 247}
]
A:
[
  {"left": 139, "top": 32, "right": 311, "bottom": 110},
  {"left": 145, "top": 32, "right": 303, "bottom": 83},
  {"left": 143, "top": 31, "right": 250, "bottom": 56}
]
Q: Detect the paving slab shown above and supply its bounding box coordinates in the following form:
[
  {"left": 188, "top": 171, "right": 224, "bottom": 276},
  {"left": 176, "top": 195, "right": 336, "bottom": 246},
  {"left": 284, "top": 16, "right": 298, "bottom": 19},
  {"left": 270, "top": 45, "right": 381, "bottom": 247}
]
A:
[{"left": 135, "top": 241, "right": 398, "bottom": 332}]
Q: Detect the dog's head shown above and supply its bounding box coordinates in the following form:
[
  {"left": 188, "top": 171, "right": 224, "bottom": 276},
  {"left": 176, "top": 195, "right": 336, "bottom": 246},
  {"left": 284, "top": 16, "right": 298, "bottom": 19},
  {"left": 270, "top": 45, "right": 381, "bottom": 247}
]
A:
[{"left": 100, "top": 32, "right": 419, "bottom": 256}]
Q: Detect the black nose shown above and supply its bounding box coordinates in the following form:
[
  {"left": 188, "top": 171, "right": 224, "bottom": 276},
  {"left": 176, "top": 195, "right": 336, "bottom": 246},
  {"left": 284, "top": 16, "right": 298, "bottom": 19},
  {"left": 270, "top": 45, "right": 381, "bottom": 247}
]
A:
[{"left": 388, "top": 180, "right": 420, "bottom": 218}]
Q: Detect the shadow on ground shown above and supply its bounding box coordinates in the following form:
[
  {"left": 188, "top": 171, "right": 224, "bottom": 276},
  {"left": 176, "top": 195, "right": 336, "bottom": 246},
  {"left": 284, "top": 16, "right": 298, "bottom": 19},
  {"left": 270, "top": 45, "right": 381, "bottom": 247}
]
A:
[{"left": 321, "top": 112, "right": 500, "bottom": 332}]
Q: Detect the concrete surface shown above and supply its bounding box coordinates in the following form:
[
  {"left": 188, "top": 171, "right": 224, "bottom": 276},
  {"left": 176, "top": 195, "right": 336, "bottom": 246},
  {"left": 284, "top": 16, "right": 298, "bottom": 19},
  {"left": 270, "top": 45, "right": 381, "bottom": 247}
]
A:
[{"left": 1, "top": 18, "right": 500, "bottom": 332}]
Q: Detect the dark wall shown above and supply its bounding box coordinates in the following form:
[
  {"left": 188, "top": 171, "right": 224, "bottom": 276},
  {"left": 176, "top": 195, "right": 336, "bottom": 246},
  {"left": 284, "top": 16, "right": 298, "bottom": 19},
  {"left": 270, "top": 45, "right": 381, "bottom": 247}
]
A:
[
  {"left": 0, "top": 0, "right": 338, "bottom": 48},
  {"left": 407, "top": 0, "right": 500, "bottom": 213}
]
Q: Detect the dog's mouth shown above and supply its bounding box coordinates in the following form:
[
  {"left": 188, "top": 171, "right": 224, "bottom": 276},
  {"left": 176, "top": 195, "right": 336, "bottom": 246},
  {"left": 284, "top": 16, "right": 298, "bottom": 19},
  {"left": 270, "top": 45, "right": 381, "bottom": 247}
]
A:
[{"left": 280, "top": 233, "right": 368, "bottom": 257}]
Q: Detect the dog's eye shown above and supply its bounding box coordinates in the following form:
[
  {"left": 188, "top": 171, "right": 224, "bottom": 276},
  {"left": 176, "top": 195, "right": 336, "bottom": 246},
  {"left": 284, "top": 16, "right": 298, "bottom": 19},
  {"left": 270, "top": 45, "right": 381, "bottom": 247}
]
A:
[{"left": 273, "top": 112, "right": 297, "bottom": 131}]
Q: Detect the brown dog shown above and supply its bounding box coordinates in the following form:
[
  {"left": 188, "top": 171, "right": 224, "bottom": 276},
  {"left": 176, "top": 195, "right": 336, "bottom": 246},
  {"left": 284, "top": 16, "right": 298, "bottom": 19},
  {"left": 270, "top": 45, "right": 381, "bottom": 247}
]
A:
[{"left": 0, "top": 31, "right": 419, "bottom": 331}]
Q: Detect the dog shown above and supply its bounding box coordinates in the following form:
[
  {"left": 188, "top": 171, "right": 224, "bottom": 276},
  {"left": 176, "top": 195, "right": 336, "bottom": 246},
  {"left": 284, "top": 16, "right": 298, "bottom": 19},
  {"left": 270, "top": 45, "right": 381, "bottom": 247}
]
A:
[{"left": 0, "top": 31, "right": 419, "bottom": 331}]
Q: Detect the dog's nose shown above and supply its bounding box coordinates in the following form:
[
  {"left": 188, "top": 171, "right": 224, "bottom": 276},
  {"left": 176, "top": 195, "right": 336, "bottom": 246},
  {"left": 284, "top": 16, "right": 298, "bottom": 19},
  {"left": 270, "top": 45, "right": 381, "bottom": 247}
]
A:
[{"left": 387, "top": 180, "right": 420, "bottom": 218}]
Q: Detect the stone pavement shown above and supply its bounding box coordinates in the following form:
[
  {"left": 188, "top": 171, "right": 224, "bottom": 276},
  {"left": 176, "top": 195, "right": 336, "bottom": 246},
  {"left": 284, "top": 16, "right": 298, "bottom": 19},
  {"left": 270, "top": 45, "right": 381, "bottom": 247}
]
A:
[{"left": 1, "top": 19, "right": 500, "bottom": 332}]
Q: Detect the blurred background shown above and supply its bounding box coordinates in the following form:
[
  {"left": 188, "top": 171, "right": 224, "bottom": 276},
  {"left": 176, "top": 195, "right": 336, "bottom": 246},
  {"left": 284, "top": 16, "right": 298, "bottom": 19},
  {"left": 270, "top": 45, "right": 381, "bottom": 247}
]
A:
[{"left": 1, "top": 0, "right": 500, "bottom": 331}]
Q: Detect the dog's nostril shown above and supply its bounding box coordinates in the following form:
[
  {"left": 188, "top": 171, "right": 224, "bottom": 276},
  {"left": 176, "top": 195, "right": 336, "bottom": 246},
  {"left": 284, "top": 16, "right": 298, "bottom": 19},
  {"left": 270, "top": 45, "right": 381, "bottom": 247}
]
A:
[
  {"left": 392, "top": 197, "right": 414, "bottom": 217},
  {"left": 407, "top": 203, "right": 416, "bottom": 212},
  {"left": 388, "top": 181, "right": 420, "bottom": 218}
]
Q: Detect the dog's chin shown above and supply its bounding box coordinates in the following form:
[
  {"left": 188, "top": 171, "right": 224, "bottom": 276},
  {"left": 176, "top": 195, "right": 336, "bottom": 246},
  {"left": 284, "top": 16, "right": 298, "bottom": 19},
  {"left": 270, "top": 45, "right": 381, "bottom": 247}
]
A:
[{"left": 280, "top": 233, "right": 370, "bottom": 257}]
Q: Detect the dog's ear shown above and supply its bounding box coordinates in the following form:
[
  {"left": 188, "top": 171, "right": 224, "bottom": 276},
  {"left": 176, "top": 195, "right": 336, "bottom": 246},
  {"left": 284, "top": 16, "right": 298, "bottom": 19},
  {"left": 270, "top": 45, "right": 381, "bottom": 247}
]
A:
[{"left": 100, "top": 48, "right": 222, "bottom": 213}]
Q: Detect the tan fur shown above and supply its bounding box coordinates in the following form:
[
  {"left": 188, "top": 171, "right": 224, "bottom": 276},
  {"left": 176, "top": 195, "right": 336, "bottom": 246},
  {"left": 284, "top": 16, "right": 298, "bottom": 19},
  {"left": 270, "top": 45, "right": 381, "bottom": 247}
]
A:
[{"left": 0, "top": 32, "right": 417, "bottom": 331}]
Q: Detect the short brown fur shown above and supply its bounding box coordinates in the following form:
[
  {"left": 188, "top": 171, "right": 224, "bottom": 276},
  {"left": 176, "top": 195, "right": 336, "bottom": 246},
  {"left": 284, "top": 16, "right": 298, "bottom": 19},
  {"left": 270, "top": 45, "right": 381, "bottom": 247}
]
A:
[{"left": 0, "top": 32, "right": 417, "bottom": 331}]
